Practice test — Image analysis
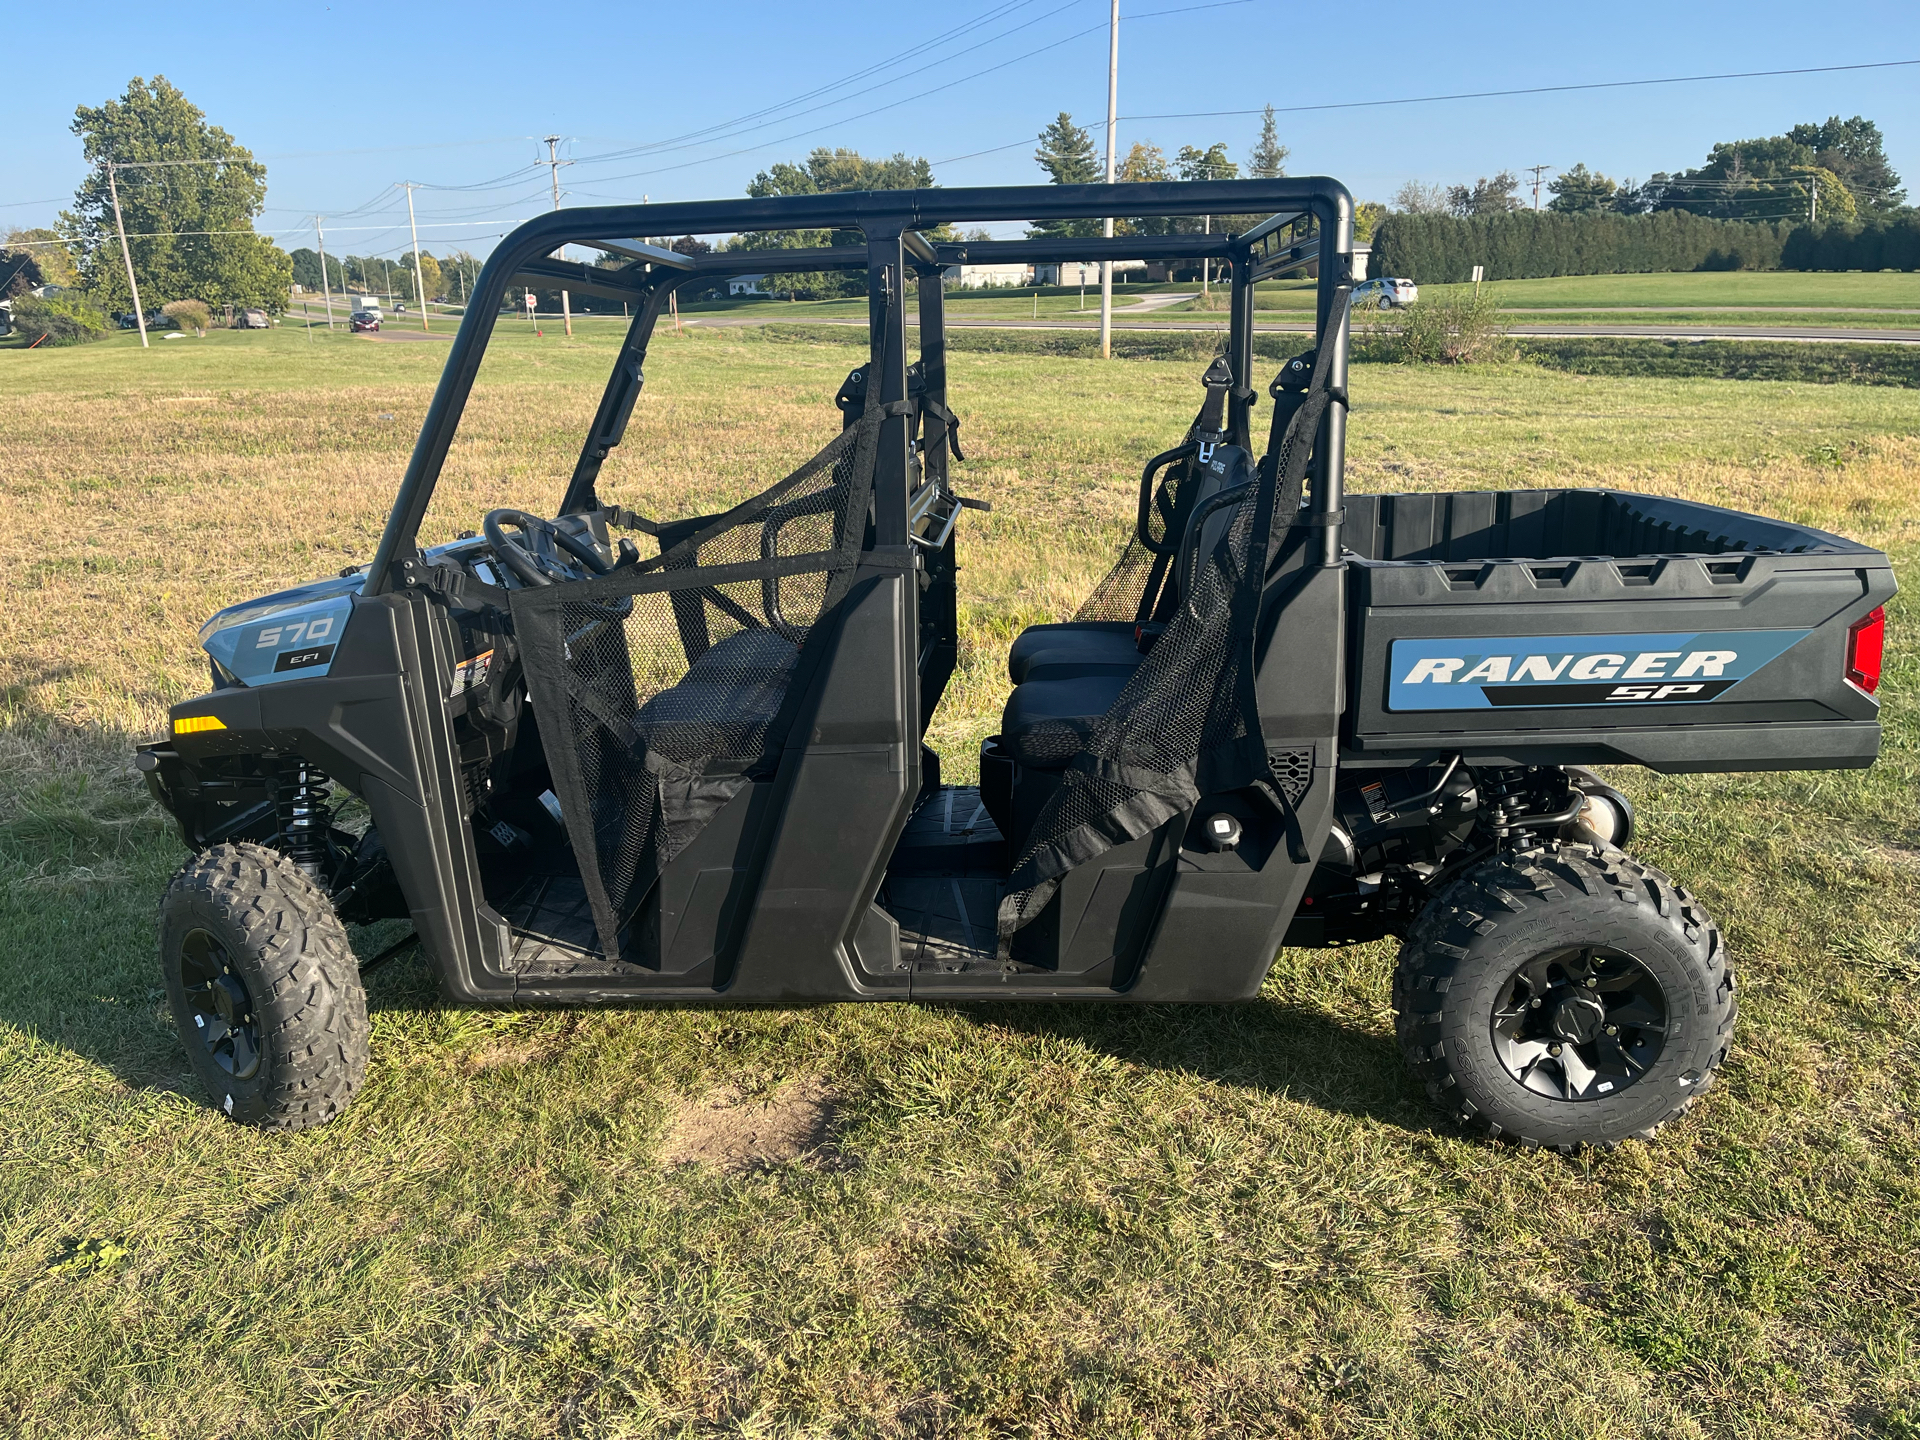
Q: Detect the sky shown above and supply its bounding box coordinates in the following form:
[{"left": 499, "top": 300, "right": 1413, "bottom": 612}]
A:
[{"left": 4, "top": 0, "right": 1918, "bottom": 262}]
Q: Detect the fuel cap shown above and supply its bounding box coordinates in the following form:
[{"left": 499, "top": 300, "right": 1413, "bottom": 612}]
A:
[{"left": 1205, "top": 813, "right": 1242, "bottom": 852}]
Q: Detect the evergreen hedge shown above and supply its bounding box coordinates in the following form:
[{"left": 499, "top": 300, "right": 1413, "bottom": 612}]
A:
[
  {"left": 1371, "top": 211, "right": 1791, "bottom": 283},
  {"left": 1779, "top": 216, "right": 1920, "bottom": 271}
]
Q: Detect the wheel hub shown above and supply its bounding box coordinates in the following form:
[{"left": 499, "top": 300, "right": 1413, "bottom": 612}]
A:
[
  {"left": 177, "top": 929, "right": 263, "bottom": 1080},
  {"left": 1550, "top": 990, "right": 1608, "bottom": 1044},
  {"left": 1489, "top": 946, "right": 1668, "bottom": 1102}
]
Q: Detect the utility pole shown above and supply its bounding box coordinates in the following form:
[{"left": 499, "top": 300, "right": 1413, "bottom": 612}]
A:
[
  {"left": 105, "top": 161, "right": 148, "bottom": 349},
  {"left": 1810, "top": 176, "right": 1818, "bottom": 225},
  {"left": 1202, "top": 212, "right": 1210, "bottom": 302},
  {"left": 315, "top": 216, "right": 335, "bottom": 329},
  {"left": 1100, "top": 0, "right": 1118, "bottom": 359},
  {"left": 403, "top": 183, "right": 430, "bottom": 332},
  {"left": 545, "top": 135, "right": 574, "bottom": 338},
  {"left": 1527, "top": 163, "right": 1550, "bottom": 210}
]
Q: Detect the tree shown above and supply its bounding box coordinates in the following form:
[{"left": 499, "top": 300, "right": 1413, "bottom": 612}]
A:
[
  {"left": 748, "top": 147, "right": 934, "bottom": 198},
  {"left": 1546, "top": 163, "right": 1618, "bottom": 213},
  {"left": 1794, "top": 166, "right": 1857, "bottom": 224},
  {"left": 1787, "top": 116, "right": 1905, "bottom": 211},
  {"left": 289, "top": 247, "right": 344, "bottom": 293},
  {"left": 1030, "top": 113, "right": 1102, "bottom": 240},
  {"left": 1035, "top": 112, "right": 1100, "bottom": 185},
  {"left": 2, "top": 249, "right": 44, "bottom": 296},
  {"left": 1175, "top": 143, "right": 1236, "bottom": 182},
  {"left": 5, "top": 229, "right": 79, "bottom": 288},
  {"left": 413, "top": 251, "right": 442, "bottom": 303},
  {"left": 62, "top": 76, "right": 292, "bottom": 313},
  {"left": 1609, "top": 177, "right": 1659, "bottom": 215},
  {"left": 1111, "top": 141, "right": 1174, "bottom": 237},
  {"left": 1392, "top": 180, "right": 1449, "bottom": 214},
  {"left": 438, "top": 250, "right": 482, "bottom": 304},
  {"left": 740, "top": 148, "right": 941, "bottom": 297},
  {"left": 1247, "top": 105, "right": 1289, "bottom": 179},
  {"left": 1446, "top": 172, "right": 1522, "bottom": 218},
  {"left": 1661, "top": 136, "right": 1818, "bottom": 220}
]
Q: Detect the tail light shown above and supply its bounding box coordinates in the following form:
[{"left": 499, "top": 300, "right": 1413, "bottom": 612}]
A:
[{"left": 1846, "top": 606, "right": 1885, "bottom": 695}]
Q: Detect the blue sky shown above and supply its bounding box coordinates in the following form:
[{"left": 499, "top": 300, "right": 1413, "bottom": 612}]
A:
[{"left": 5, "top": 0, "right": 1917, "bottom": 260}]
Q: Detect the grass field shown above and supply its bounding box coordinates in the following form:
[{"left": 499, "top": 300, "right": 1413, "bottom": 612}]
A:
[{"left": 3, "top": 323, "right": 1919, "bottom": 1438}]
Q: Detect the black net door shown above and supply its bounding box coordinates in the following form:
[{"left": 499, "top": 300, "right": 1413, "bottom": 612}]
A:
[{"left": 511, "top": 417, "right": 881, "bottom": 961}]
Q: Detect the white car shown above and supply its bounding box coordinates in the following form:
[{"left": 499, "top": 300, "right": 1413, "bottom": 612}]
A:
[{"left": 1352, "top": 277, "right": 1418, "bottom": 309}]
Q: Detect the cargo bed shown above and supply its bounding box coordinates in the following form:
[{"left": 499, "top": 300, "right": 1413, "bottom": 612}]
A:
[{"left": 1341, "top": 488, "right": 1892, "bottom": 772}]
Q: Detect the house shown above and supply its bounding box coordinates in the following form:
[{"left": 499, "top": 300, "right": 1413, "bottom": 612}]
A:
[
  {"left": 939, "top": 263, "right": 1032, "bottom": 289},
  {"left": 1033, "top": 260, "right": 1149, "bottom": 286},
  {"left": 728, "top": 274, "right": 768, "bottom": 296}
]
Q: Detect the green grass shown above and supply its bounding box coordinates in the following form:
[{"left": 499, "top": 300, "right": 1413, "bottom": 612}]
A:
[
  {"left": 3, "top": 323, "right": 1920, "bottom": 1436},
  {"left": 1417, "top": 271, "right": 1920, "bottom": 310}
]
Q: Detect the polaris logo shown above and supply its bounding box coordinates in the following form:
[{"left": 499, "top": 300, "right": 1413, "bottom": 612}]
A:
[{"left": 1387, "top": 630, "right": 1812, "bottom": 712}]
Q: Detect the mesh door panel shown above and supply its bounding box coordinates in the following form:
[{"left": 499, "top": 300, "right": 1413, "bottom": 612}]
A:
[
  {"left": 1073, "top": 450, "right": 1196, "bottom": 626},
  {"left": 512, "top": 420, "right": 878, "bottom": 961}
]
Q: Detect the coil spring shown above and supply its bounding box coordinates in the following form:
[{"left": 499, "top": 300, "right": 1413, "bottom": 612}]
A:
[
  {"left": 276, "top": 758, "right": 335, "bottom": 879},
  {"left": 1476, "top": 765, "right": 1537, "bottom": 843}
]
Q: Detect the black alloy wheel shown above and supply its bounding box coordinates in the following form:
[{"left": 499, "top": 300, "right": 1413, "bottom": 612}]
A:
[
  {"left": 1393, "top": 843, "right": 1737, "bottom": 1149},
  {"left": 159, "top": 842, "right": 369, "bottom": 1129},
  {"left": 177, "top": 928, "right": 264, "bottom": 1080},
  {"left": 1489, "top": 945, "right": 1667, "bottom": 1102}
]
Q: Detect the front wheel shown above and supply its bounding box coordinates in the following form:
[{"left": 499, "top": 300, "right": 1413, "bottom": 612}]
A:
[
  {"left": 1393, "top": 843, "right": 1735, "bottom": 1150},
  {"left": 159, "top": 843, "right": 369, "bottom": 1130}
]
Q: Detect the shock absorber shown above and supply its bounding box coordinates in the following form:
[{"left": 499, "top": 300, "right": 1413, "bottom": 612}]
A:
[
  {"left": 1474, "top": 765, "right": 1535, "bottom": 845},
  {"left": 275, "top": 758, "right": 335, "bottom": 880},
  {"left": 1475, "top": 764, "right": 1582, "bottom": 848}
]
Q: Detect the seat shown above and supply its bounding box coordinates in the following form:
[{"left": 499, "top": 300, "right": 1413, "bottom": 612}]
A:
[
  {"left": 632, "top": 626, "right": 801, "bottom": 762},
  {"left": 1007, "top": 621, "right": 1139, "bottom": 684},
  {"left": 998, "top": 445, "right": 1255, "bottom": 779},
  {"left": 1002, "top": 445, "right": 1252, "bottom": 689},
  {"left": 1000, "top": 671, "right": 1133, "bottom": 768}
]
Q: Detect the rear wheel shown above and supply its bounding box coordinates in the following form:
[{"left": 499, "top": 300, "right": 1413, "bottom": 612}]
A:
[
  {"left": 159, "top": 843, "right": 369, "bottom": 1130},
  {"left": 1392, "top": 842, "right": 1735, "bottom": 1150}
]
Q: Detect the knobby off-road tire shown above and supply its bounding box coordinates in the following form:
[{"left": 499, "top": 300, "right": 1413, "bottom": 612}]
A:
[
  {"left": 1392, "top": 842, "right": 1736, "bottom": 1150},
  {"left": 159, "top": 842, "right": 369, "bottom": 1130}
]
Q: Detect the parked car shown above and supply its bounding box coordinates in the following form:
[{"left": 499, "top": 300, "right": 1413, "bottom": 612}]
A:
[
  {"left": 1351, "top": 276, "right": 1418, "bottom": 309},
  {"left": 350, "top": 310, "right": 380, "bottom": 333},
  {"left": 235, "top": 308, "right": 271, "bottom": 330}
]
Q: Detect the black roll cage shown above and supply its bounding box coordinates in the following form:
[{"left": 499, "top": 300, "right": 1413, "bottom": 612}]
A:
[{"left": 364, "top": 177, "right": 1356, "bottom": 595}]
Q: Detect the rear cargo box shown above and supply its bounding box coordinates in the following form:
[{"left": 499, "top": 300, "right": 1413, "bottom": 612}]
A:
[{"left": 1342, "top": 488, "right": 1894, "bottom": 773}]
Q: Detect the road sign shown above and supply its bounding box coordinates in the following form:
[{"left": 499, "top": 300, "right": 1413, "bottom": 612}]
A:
[{"left": 524, "top": 291, "right": 537, "bottom": 312}]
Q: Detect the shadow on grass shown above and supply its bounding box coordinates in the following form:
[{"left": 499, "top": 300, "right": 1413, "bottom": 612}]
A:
[
  {"left": 0, "top": 704, "right": 1433, "bottom": 1136},
  {"left": 971, "top": 998, "right": 1446, "bottom": 1135}
]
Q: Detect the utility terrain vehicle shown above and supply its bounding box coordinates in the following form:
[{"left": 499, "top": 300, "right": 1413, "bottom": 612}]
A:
[{"left": 140, "top": 179, "right": 1893, "bottom": 1147}]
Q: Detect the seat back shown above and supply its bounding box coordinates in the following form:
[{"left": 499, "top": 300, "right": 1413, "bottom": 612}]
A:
[{"left": 1173, "top": 444, "right": 1255, "bottom": 610}]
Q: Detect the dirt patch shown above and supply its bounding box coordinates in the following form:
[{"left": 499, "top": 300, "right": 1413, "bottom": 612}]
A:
[{"left": 659, "top": 1078, "right": 843, "bottom": 1173}]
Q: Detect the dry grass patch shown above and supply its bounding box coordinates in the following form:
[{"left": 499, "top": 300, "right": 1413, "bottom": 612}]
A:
[{"left": 659, "top": 1077, "right": 843, "bottom": 1173}]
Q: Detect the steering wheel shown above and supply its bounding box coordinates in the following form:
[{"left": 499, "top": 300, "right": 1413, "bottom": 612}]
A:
[{"left": 482, "top": 508, "right": 617, "bottom": 588}]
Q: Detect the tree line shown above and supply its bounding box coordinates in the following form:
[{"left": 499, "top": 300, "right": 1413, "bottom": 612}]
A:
[{"left": 1376, "top": 115, "right": 1913, "bottom": 280}]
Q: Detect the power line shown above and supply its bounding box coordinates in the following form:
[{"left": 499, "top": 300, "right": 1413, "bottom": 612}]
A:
[
  {"left": 565, "top": 0, "right": 1255, "bottom": 188},
  {"left": 1120, "top": 57, "right": 1920, "bottom": 122},
  {"left": 569, "top": 0, "right": 1069, "bottom": 165}
]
